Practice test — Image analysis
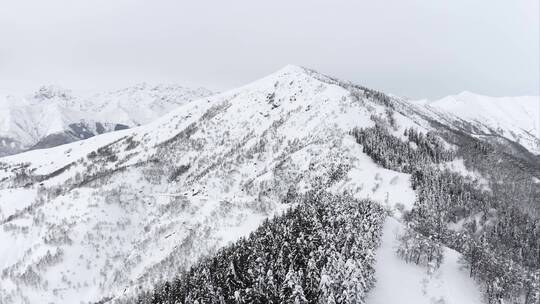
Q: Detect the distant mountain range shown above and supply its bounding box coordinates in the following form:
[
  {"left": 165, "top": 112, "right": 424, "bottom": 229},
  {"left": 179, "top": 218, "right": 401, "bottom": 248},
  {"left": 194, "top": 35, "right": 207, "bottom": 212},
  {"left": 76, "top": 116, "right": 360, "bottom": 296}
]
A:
[
  {"left": 412, "top": 91, "right": 539, "bottom": 155},
  {"left": 0, "top": 84, "right": 213, "bottom": 156}
]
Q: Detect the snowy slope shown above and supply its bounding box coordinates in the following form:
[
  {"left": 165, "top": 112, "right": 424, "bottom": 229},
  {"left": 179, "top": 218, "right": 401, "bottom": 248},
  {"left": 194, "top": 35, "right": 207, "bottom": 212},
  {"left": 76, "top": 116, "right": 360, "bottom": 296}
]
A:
[
  {"left": 410, "top": 92, "right": 540, "bottom": 155},
  {"left": 0, "top": 84, "right": 212, "bottom": 156},
  {"left": 0, "top": 66, "right": 484, "bottom": 304},
  {"left": 367, "top": 218, "right": 484, "bottom": 304}
]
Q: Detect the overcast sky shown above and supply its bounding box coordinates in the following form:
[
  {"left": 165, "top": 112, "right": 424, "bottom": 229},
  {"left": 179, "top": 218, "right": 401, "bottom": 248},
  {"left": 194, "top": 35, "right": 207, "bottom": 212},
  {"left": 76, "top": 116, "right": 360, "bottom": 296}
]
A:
[{"left": 0, "top": 0, "right": 538, "bottom": 99}]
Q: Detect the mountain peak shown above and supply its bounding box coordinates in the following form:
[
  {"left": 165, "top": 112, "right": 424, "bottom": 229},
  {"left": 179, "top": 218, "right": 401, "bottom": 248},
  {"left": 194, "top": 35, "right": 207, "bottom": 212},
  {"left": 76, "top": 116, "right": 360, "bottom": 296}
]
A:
[
  {"left": 267, "top": 64, "right": 318, "bottom": 80},
  {"left": 455, "top": 90, "right": 479, "bottom": 98},
  {"left": 275, "top": 64, "right": 308, "bottom": 74},
  {"left": 263, "top": 65, "right": 346, "bottom": 90}
]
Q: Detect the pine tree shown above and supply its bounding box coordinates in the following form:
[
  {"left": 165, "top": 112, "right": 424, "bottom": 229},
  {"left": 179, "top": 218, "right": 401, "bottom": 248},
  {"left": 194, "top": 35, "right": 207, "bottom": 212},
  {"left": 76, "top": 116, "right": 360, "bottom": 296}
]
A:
[{"left": 318, "top": 272, "right": 337, "bottom": 304}]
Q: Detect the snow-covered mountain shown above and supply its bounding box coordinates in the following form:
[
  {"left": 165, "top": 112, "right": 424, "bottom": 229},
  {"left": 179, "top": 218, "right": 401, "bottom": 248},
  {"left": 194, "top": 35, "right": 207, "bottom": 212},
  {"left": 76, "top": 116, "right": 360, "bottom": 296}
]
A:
[
  {"left": 0, "top": 66, "right": 537, "bottom": 304},
  {"left": 411, "top": 91, "right": 540, "bottom": 155},
  {"left": 0, "top": 84, "right": 212, "bottom": 156}
]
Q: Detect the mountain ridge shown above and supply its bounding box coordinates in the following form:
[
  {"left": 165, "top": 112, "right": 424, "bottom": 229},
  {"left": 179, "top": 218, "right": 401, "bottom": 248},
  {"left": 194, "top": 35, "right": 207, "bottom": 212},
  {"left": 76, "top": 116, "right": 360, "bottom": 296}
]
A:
[
  {"left": 0, "top": 65, "right": 537, "bottom": 304},
  {"left": 0, "top": 65, "right": 417, "bottom": 303}
]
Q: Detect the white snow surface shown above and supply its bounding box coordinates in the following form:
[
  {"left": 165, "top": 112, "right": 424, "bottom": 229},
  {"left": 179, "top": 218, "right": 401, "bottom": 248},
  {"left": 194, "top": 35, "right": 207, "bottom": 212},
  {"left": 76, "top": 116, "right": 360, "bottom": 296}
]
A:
[{"left": 0, "top": 66, "right": 486, "bottom": 304}]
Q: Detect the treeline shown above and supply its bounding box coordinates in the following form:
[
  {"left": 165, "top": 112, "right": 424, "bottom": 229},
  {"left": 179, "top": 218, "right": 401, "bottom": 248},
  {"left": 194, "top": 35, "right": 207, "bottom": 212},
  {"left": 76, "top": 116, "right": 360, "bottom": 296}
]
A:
[
  {"left": 123, "top": 190, "right": 385, "bottom": 304},
  {"left": 351, "top": 126, "right": 453, "bottom": 174},
  {"left": 442, "top": 127, "right": 540, "bottom": 219},
  {"left": 352, "top": 125, "right": 540, "bottom": 304}
]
